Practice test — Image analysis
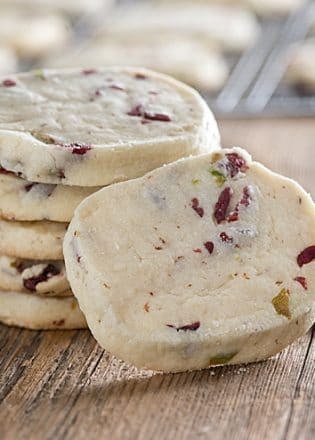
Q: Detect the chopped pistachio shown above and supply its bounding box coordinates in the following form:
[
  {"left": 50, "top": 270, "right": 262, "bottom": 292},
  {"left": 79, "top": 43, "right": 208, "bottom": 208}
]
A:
[
  {"left": 209, "top": 168, "right": 226, "bottom": 186},
  {"left": 33, "top": 69, "right": 46, "bottom": 80},
  {"left": 272, "top": 288, "right": 291, "bottom": 320},
  {"left": 192, "top": 178, "right": 201, "bottom": 186},
  {"left": 31, "top": 131, "right": 56, "bottom": 144},
  {"left": 209, "top": 351, "right": 238, "bottom": 366}
]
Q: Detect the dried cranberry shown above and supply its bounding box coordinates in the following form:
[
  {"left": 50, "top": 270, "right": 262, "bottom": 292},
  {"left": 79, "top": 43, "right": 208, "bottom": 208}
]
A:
[
  {"left": 294, "top": 276, "right": 308, "bottom": 290},
  {"left": 76, "top": 255, "right": 81, "bottom": 263},
  {"left": 143, "top": 112, "right": 171, "bottom": 122},
  {"left": 0, "top": 166, "right": 15, "bottom": 176},
  {"left": 62, "top": 143, "right": 92, "bottom": 155},
  {"left": 204, "top": 241, "right": 214, "bottom": 254},
  {"left": 226, "top": 153, "right": 248, "bottom": 178},
  {"left": 240, "top": 186, "right": 251, "bottom": 207},
  {"left": 167, "top": 321, "right": 200, "bottom": 331},
  {"left": 220, "top": 232, "right": 233, "bottom": 243},
  {"left": 82, "top": 69, "right": 97, "bottom": 75},
  {"left": 23, "top": 264, "right": 60, "bottom": 292},
  {"left": 297, "top": 246, "right": 315, "bottom": 267},
  {"left": 2, "top": 79, "right": 16, "bottom": 87},
  {"left": 109, "top": 84, "right": 125, "bottom": 91},
  {"left": 135, "top": 73, "right": 147, "bottom": 79},
  {"left": 214, "top": 187, "right": 232, "bottom": 224},
  {"left": 24, "top": 183, "right": 36, "bottom": 192},
  {"left": 191, "top": 198, "right": 204, "bottom": 217},
  {"left": 127, "top": 104, "right": 143, "bottom": 117}
]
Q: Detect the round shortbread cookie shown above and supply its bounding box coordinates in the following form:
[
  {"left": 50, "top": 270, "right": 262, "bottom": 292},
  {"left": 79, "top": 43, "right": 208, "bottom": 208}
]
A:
[
  {"left": 64, "top": 147, "right": 315, "bottom": 373},
  {"left": 0, "top": 8, "right": 70, "bottom": 58},
  {"left": 46, "top": 36, "right": 228, "bottom": 92},
  {"left": 0, "top": 219, "right": 67, "bottom": 260},
  {"left": 0, "top": 46, "right": 17, "bottom": 75},
  {"left": 286, "top": 39, "right": 315, "bottom": 94},
  {"left": 0, "top": 67, "right": 219, "bottom": 186},
  {"left": 0, "top": 0, "right": 111, "bottom": 17},
  {"left": 0, "top": 290, "right": 87, "bottom": 330},
  {"left": 102, "top": 4, "right": 260, "bottom": 53},
  {"left": 0, "top": 255, "right": 69, "bottom": 295},
  {"left": 159, "top": 0, "right": 303, "bottom": 17},
  {"left": 0, "top": 167, "right": 100, "bottom": 222}
]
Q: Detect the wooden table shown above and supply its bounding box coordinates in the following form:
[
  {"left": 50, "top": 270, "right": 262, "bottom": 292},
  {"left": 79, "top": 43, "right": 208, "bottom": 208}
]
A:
[{"left": 0, "top": 119, "right": 314, "bottom": 440}]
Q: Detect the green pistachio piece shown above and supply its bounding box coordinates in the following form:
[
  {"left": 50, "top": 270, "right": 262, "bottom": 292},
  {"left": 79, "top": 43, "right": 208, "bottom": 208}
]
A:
[
  {"left": 31, "top": 131, "right": 56, "bottom": 144},
  {"left": 192, "top": 178, "right": 201, "bottom": 185},
  {"left": 209, "top": 168, "right": 226, "bottom": 186},
  {"left": 272, "top": 288, "right": 291, "bottom": 320},
  {"left": 209, "top": 351, "right": 238, "bottom": 366},
  {"left": 33, "top": 69, "right": 46, "bottom": 80}
]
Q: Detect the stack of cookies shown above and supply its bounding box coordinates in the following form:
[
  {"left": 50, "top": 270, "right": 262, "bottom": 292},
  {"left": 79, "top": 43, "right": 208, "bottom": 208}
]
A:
[{"left": 0, "top": 66, "right": 220, "bottom": 330}]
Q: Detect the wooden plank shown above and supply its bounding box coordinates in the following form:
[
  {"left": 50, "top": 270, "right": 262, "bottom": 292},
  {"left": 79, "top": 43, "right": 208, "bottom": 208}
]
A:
[{"left": 0, "top": 119, "right": 314, "bottom": 440}]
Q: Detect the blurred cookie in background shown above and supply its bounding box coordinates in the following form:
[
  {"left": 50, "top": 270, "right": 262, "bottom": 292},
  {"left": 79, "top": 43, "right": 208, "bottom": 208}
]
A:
[
  {"left": 286, "top": 38, "right": 315, "bottom": 94},
  {"left": 101, "top": 3, "right": 260, "bottom": 53},
  {"left": 0, "top": 7, "right": 71, "bottom": 59},
  {"left": 45, "top": 36, "right": 229, "bottom": 92},
  {"left": 0, "top": 0, "right": 113, "bottom": 18},
  {"left": 156, "top": 0, "right": 305, "bottom": 17},
  {"left": 0, "top": 46, "right": 17, "bottom": 75}
]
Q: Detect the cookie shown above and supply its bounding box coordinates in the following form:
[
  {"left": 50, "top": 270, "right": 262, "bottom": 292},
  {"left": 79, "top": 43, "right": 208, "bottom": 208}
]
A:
[
  {"left": 0, "top": 290, "right": 87, "bottom": 330},
  {"left": 46, "top": 36, "right": 229, "bottom": 92},
  {"left": 0, "top": 0, "right": 111, "bottom": 17},
  {"left": 0, "top": 46, "right": 17, "bottom": 75},
  {"left": 64, "top": 147, "right": 315, "bottom": 373},
  {"left": 0, "top": 8, "right": 70, "bottom": 58},
  {"left": 160, "top": 0, "right": 303, "bottom": 16},
  {"left": 0, "top": 219, "right": 67, "bottom": 260},
  {"left": 0, "top": 67, "right": 219, "bottom": 186},
  {"left": 0, "top": 255, "right": 69, "bottom": 295},
  {"left": 103, "top": 4, "right": 260, "bottom": 53},
  {"left": 286, "top": 39, "right": 315, "bottom": 94},
  {"left": 0, "top": 167, "right": 100, "bottom": 222}
]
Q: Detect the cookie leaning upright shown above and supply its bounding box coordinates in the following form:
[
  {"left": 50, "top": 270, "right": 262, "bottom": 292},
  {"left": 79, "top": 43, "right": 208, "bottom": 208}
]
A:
[
  {"left": 64, "top": 147, "right": 315, "bottom": 372},
  {"left": 0, "top": 67, "right": 220, "bottom": 186}
]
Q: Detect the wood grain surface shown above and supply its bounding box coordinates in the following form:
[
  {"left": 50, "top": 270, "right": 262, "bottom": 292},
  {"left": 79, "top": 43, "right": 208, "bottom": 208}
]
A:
[{"left": 0, "top": 118, "right": 314, "bottom": 440}]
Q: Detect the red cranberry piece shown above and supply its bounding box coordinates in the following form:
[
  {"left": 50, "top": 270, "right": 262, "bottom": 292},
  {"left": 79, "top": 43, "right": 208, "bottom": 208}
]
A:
[
  {"left": 294, "top": 276, "right": 308, "bottom": 290},
  {"left": 240, "top": 186, "right": 251, "bottom": 207},
  {"left": 167, "top": 321, "right": 200, "bottom": 331},
  {"left": 2, "top": 79, "right": 16, "bottom": 87},
  {"left": 109, "top": 84, "right": 125, "bottom": 91},
  {"left": 82, "top": 69, "right": 97, "bottom": 75},
  {"left": 191, "top": 198, "right": 204, "bottom": 218},
  {"left": 220, "top": 232, "right": 233, "bottom": 243},
  {"left": 143, "top": 112, "right": 171, "bottom": 122},
  {"left": 25, "top": 183, "right": 36, "bottom": 192},
  {"left": 204, "top": 241, "right": 214, "bottom": 254},
  {"left": 127, "top": 104, "right": 143, "bottom": 117},
  {"left": 23, "top": 264, "right": 60, "bottom": 292},
  {"left": 297, "top": 246, "right": 315, "bottom": 267},
  {"left": 135, "top": 73, "right": 147, "bottom": 79},
  {"left": 226, "top": 153, "right": 248, "bottom": 178},
  {"left": 214, "top": 187, "right": 232, "bottom": 224},
  {"left": 61, "top": 143, "right": 92, "bottom": 155}
]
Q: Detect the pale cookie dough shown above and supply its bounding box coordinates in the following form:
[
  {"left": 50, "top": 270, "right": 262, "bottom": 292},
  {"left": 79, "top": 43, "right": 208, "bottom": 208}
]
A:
[
  {"left": 0, "top": 219, "right": 67, "bottom": 260},
  {"left": 103, "top": 4, "right": 260, "bottom": 53},
  {"left": 0, "top": 0, "right": 111, "bottom": 17},
  {"left": 0, "top": 167, "right": 100, "bottom": 222},
  {"left": 64, "top": 147, "right": 315, "bottom": 373},
  {"left": 0, "top": 8, "right": 70, "bottom": 58},
  {"left": 0, "top": 46, "right": 17, "bottom": 75},
  {"left": 286, "top": 39, "right": 315, "bottom": 93},
  {"left": 160, "top": 0, "right": 304, "bottom": 16},
  {"left": 46, "top": 36, "right": 228, "bottom": 92},
  {"left": 0, "top": 67, "right": 219, "bottom": 186},
  {"left": 0, "top": 255, "right": 70, "bottom": 295},
  {"left": 0, "top": 290, "right": 87, "bottom": 330}
]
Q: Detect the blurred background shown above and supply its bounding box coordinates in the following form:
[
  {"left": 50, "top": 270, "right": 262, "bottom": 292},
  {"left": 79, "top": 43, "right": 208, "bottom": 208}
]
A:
[{"left": 0, "top": 0, "right": 314, "bottom": 194}]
